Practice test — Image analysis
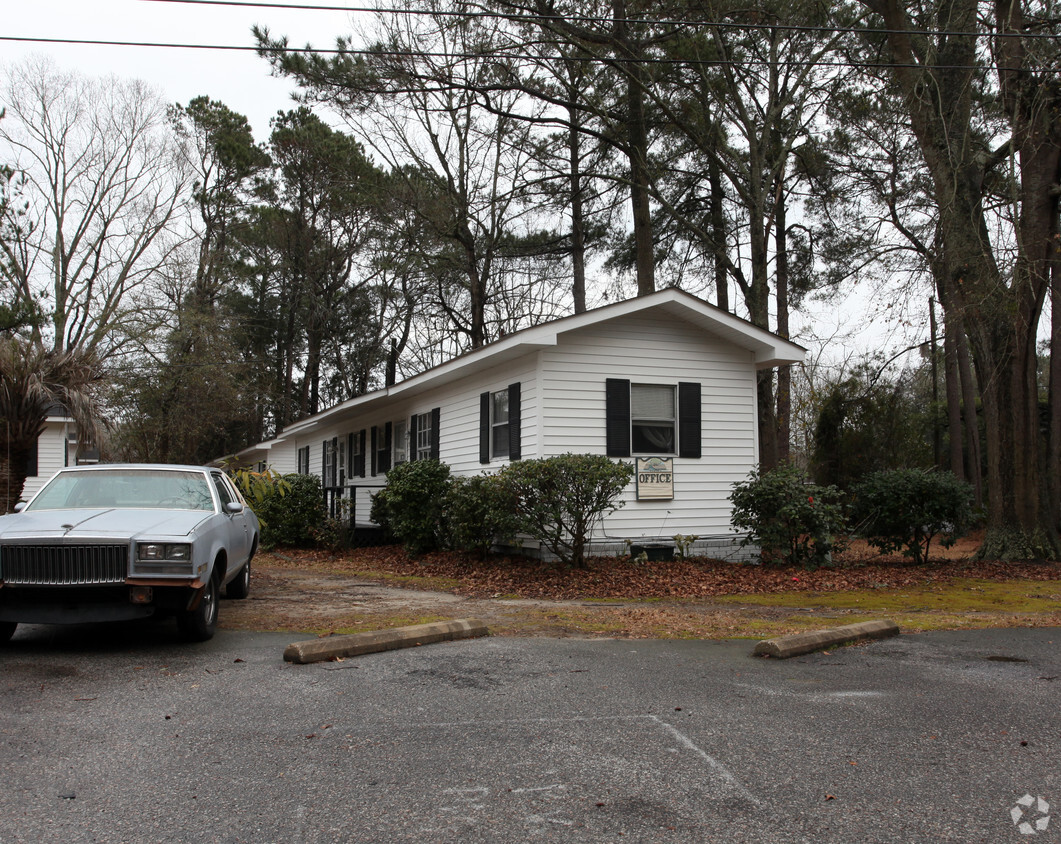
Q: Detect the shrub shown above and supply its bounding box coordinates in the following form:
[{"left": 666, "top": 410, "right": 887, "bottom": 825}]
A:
[
  {"left": 851, "top": 468, "right": 974, "bottom": 564},
  {"left": 376, "top": 460, "right": 452, "bottom": 555},
  {"left": 249, "top": 473, "right": 326, "bottom": 549},
  {"left": 497, "top": 454, "right": 633, "bottom": 569},
  {"left": 229, "top": 468, "right": 291, "bottom": 515},
  {"left": 729, "top": 463, "right": 846, "bottom": 568},
  {"left": 229, "top": 468, "right": 294, "bottom": 549},
  {"left": 369, "top": 487, "right": 392, "bottom": 536},
  {"left": 311, "top": 499, "right": 352, "bottom": 555},
  {"left": 444, "top": 473, "right": 521, "bottom": 556}
]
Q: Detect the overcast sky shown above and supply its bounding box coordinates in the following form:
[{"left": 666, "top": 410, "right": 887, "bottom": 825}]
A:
[{"left": 4, "top": 0, "right": 360, "bottom": 137}]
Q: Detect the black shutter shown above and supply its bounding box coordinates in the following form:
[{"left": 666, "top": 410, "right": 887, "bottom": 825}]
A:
[
  {"left": 380, "top": 422, "right": 392, "bottom": 473},
  {"left": 605, "top": 378, "right": 631, "bottom": 457},
  {"left": 357, "top": 429, "right": 367, "bottom": 477},
  {"left": 409, "top": 414, "right": 419, "bottom": 461},
  {"left": 346, "top": 432, "right": 354, "bottom": 476},
  {"left": 678, "top": 381, "right": 702, "bottom": 459},
  {"left": 25, "top": 438, "right": 39, "bottom": 477},
  {"left": 508, "top": 383, "right": 521, "bottom": 461},
  {"left": 370, "top": 427, "right": 377, "bottom": 476},
  {"left": 322, "top": 440, "right": 328, "bottom": 478},
  {"left": 430, "top": 407, "right": 441, "bottom": 460},
  {"left": 479, "top": 391, "right": 490, "bottom": 463}
]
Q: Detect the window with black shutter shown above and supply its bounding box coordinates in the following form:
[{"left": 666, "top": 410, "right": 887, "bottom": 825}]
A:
[
  {"left": 606, "top": 379, "right": 701, "bottom": 458},
  {"left": 479, "top": 385, "right": 520, "bottom": 461}
]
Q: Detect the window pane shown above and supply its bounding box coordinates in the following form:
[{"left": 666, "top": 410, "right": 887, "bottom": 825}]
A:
[
  {"left": 492, "top": 390, "right": 509, "bottom": 423},
  {"left": 492, "top": 423, "right": 509, "bottom": 458},
  {"left": 416, "top": 413, "right": 431, "bottom": 457},
  {"left": 632, "top": 423, "right": 675, "bottom": 453},
  {"left": 393, "top": 420, "right": 408, "bottom": 464},
  {"left": 631, "top": 384, "right": 675, "bottom": 419}
]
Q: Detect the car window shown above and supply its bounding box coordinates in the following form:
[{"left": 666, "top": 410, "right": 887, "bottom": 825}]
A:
[
  {"left": 211, "top": 473, "right": 234, "bottom": 508},
  {"left": 27, "top": 469, "right": 215, "bottom": 511}
]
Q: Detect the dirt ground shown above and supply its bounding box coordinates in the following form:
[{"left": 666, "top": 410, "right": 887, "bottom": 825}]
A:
[
  {"left": 218, "top": 537, "right": 1061, "bottom": 640},
  {"left": 218, "top": 561, "right": 814, "bottom": 638}
]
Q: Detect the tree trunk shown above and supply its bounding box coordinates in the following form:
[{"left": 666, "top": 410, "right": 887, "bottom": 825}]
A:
[
  {"left": 774, "top": 186, "right": 790, "bottom": 464},
  {"left": 942, "top": 307, "right": 965, "bottom": 480},
  {"left": 956, "top": 320, "right": 983, "bottom": 508},
  {"left": 710, "top": 156, "right": 728, "bottom": 312},
  {"left": 1050, "top": 258, "right": 1061, "bottom": 545},
  {"left": 613, "top": 0, "right": 655, "bottom": 297},
  {"left": 567, "top": 99, "right": 587, "bottom": 314},
  {"left": 0, "top": 447, "right": 30, "bottom": 514}
]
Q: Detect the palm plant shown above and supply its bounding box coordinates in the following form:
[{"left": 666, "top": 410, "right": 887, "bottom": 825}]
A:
[{"left": 0, "top": 337, "right": 102, "bottom": 512}]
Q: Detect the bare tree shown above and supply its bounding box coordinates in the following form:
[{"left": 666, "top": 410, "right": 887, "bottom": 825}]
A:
[{"left": 0, "top": 57, "right": 187, "bottom": 361}]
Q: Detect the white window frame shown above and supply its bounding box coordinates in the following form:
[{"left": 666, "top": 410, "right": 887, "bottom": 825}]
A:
[
  {"left": 630, "top": 383, "right": 677, "bottom": 455},
  {"left": 415, "top": 412, "right": 432, "bottom": 460},
  {"left": 323, "top": 440, "right": 336, "bottom": 486},
  {"left": 392, "top": 419, "right": 408, "bottom": 465},
  {"left": 490, "top": 390, "right": 510, "bottom": 459}
]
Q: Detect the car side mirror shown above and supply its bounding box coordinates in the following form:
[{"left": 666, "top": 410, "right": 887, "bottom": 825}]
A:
[
  {"left": 12, "top": 502, "right": 26, "bottom": 513},
  {"left": 224, "top": 501, "right": 244, "bottom": 515}
]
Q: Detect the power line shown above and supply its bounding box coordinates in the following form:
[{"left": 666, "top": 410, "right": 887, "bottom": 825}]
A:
[
  {"left": 0, "top": 35, "right": 1048, "bottom": 73},
  {"left": 142, "top": 0, "right": 1061, "bottom": 41}
]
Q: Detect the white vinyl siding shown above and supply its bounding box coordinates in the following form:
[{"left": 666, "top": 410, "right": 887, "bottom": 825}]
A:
[
  {"left": 19, "top": 419, "right": 71, "bottom": 502},
  {"left": 538, "top": 314, "right": 757, "bottom": 540}
]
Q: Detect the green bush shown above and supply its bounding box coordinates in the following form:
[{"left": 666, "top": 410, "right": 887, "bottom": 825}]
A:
[
  {"left": 444, "top": 473, "right": 521, "bottom": 556},
  {"left": 369, "top": 487, "right": 392, "bottom": 537},
  {"left": 249, "top": 473, "right": 327, "bottom": 549},
  {"left": 497, "top": 454, "right": 633, "bottom": 569},
  {"left": 376, "top": 460, "right": 452, "bottom": 555},
  {"left": 729, "top": 463, "right": 846, "bottom": 568},
  {"left": 851, "top": 468, "right": 974, "bottom": 564},
  {"left": 311, "top": 499, "right": 352, "bottom": 555}
]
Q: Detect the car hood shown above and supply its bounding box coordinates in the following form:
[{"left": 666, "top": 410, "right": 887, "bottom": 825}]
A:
[{"left": 0, "top": 508, "right": 213, "bottom": 541}]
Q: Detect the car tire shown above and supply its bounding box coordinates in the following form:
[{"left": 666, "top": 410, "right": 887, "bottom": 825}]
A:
[
  {"left": 177, "top": 574, "right": 219, "bottom": 642},
  {"left": 226, "top": 557, "right": 251, "bottom": 600},
  {"left": 0, "top": 621, "right": 16, "bottom": 644}
]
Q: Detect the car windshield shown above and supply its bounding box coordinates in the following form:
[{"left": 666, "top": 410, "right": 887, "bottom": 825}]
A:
[{"left": 26, "top": 469, "right": 215, "bottom": 512}]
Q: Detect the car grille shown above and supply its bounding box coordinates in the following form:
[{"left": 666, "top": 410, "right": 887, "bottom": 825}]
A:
[{"left": 0, "top": 544, "right": 129, "bottom": 586}]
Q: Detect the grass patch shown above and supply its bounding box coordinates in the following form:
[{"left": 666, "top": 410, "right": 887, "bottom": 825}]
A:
[
  {"left": 716, "top": 578, "right": 1061, "bottom": 614},
  {"left": 339, "top": 568, "right": 463, "bottom": 592},
  {"left": 309, "top": 613, "right": 453, "bottom": 635}
]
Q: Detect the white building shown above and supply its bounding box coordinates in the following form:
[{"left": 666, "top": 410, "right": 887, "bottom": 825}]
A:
[
  {"left": 227, "top": 289, "right": 805, "bottom": 558},
  {"left": 16, "top": 405, "right": 98, "bottom": 503}
]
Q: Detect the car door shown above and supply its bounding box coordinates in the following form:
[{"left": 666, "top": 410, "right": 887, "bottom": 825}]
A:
[{"left": 210, "top": 471, "right": 251, "bottom": 570}]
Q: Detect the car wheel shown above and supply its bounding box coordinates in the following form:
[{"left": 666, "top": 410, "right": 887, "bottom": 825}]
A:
[
  {"left": 226, "top": 558, "right": 251, "bottom": 600},
  {"left": 177, "top": 575, "right": 219, "bottom": 642},
  {"left": 0, "top": 621, "right": 16, "bottom": 644}
]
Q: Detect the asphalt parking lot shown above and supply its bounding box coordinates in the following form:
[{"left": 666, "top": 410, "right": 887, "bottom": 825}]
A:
[{"left": 1, "top": 623, "right": 1058, "bottom": 843}]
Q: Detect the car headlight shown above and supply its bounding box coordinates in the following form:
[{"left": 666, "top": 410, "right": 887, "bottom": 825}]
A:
[{"left": 137, "top": 543, "right": 192, "bottom": 563}]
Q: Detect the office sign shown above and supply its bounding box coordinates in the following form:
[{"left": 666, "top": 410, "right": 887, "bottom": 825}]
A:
[{"left": 636, "top": 457, "right": 673, "bottom": 500}]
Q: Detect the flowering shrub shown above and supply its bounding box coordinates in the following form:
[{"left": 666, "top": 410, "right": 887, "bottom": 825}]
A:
[{"left": 729, "top": 464, "right": 846, "bottom": 569}]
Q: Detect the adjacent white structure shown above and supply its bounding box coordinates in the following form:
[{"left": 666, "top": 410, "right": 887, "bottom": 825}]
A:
[
  {"left": 227, "top": 289, "right": 805, "bottom": 558},
  {"left": 16, "top": 405, "right": 98, "bottom": 503}
]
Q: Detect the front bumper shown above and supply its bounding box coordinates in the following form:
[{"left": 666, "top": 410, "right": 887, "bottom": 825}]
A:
[{"left": 0, "top": 583, "right": 201, "bottom": 625}]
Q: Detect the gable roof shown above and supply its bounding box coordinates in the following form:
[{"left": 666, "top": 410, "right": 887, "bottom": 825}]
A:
[{"left": 224, "top": 289, "right": 804, "bottom": 463}]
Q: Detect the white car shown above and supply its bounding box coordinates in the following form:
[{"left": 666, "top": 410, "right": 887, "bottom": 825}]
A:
[{"left": 0, "top": 465, "right": 259, "bottom": 642}]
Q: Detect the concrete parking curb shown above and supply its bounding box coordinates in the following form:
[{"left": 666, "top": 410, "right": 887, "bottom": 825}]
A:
[
  {"left": 753, "top": 619, "right": 900, "bottom": 659},
  {"left": 283, "top": 618, "right": 489, "bottom": 664}
]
